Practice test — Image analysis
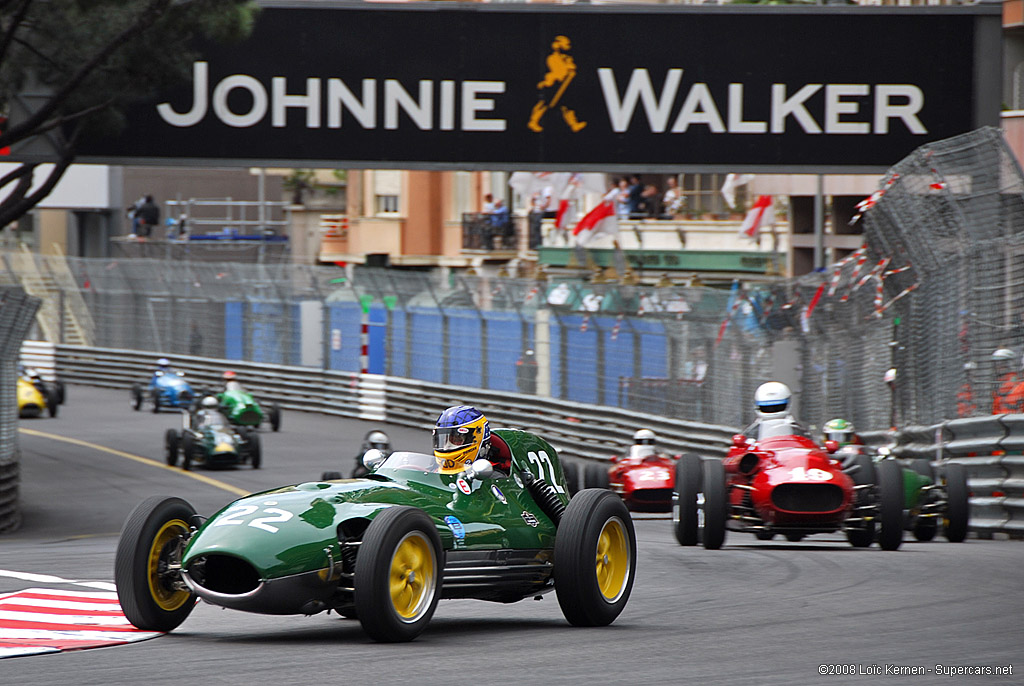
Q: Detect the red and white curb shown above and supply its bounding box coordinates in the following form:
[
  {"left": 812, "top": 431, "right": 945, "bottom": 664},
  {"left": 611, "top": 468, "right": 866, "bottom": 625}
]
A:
[{"left": 0, "top": 570, "right": 161, "bottom": 658}]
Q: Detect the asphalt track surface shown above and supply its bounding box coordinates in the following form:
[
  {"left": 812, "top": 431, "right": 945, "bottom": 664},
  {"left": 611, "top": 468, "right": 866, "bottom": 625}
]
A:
[{"left": 1, "top": 385, "right": 1021, "bottom": 685}]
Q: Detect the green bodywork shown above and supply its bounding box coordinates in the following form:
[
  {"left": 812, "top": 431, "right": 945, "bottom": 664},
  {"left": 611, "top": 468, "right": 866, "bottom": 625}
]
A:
[
  {"left": 218, "top": 388, "right": 264, "bottom": 427},
  {"left": 182, "top": 428, "right": 568, "bottom": 581},
  {"left": 900, "top": 465, "right": 933, "bottom": 511}
]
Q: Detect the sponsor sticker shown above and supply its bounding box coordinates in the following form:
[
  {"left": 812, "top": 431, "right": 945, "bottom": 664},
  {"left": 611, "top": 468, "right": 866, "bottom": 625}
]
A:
[
  {"left": 521, "top": 511, "right": 539, "bottom": 527},
  {"left": 444, "top": 515, "right": 466, "bottom": 540},
  {"left": 491, "top": 485, "right": 507, "bottom": 504},
  {"left": 456, "top": 478, "right": 472, "bottom": 495},
  {"left": 513, "top": 472, "right": 524, "bottom": 488}
]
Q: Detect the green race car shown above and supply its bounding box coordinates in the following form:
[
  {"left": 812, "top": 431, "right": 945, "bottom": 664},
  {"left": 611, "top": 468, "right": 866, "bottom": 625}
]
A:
[
  {"left": 116, "top": 427, "right": 636, "bottom": 642},
  {"left": 164, "top": 403, "right": 262, "bottom": 471},
  {"left": 890, "top": 457, "right": 969, "bottom": 542},
  {"left": 218, "top": 382, "right": 281, "bottom": 432}
]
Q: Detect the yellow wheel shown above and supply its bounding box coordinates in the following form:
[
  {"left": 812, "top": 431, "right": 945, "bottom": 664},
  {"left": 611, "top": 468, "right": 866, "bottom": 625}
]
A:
[
  {"left": 355, "top": 507, "right": 442, "bottom": 642},
  {"left": 555, "top": 489, "right": 637, "bottom": 627},
  {"left": 147, "top": 519, "right": 192, "bottom": 612},
  {"left": 595, "top": 516, "right": 630, "bottom": 602},
  {"left": 115, "top": 497, "right": 197, "bottom": 632},
  {"left": 389, "top": 532, "right": 436, "bottom": 622}
]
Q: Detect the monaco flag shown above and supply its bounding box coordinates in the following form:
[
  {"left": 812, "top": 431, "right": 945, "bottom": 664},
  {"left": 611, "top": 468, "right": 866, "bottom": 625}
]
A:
[
  {"left": 572, "top": 189, "right": 620, "bottom": 246},
  {"left": 738, "top": 195, "right": 773, "bottom": 240}
]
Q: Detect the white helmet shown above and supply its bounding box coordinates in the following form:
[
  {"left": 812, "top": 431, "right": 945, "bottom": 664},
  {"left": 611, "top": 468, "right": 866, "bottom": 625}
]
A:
[
  {"left": 200, "top": 396, "right": 219, "bottom": 409},
  {"left": 884, "top": 368, "right": 897, "bottom": 385},
  {"left": 755, "top": 382, "right": 791, "bottom": 419},
  {"left": 992, "top": 348, "right": 1015, "bottom": 362},
  {"left": 157, "top": 357, "right": 170, "bottom": 368},
  {"left": 632, "top": 429, "right": 656, "bottom": 446}
]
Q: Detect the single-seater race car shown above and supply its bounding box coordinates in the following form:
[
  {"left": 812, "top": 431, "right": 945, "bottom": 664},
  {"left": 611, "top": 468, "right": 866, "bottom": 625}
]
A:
[
  {"left": 672, "top": 419, "right": 904, "bottom": 550},
  {"left": 116, "top": 428, "right": 635, "bottom": 643},
  {"left": 878, "top": 452, "right": 969, "bottom": 543},
  {"left": 16, "top": 371, "right": 59, "bottom": 418},
  {"left": 131, "top": 361, "right": 196, "bottom": 413},
  {"left": 563, "top": 430, "right": 677, "bottom": 511},
  {"left": 164, "top": 398, "right": 261, "bottom": 470},
  {"left": 218, "top": 379, "right": 281, "bottom": 432}
]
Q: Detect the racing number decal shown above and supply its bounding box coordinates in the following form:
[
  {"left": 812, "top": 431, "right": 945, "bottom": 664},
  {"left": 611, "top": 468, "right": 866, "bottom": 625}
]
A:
[
  {"left": 213, "top": 504, "right": 294, "bottom": 533},
  {"left": 790, "top": 467, "right": 833, "bottom": 481},
  {"left": 527, "top": 451, "right": 565, "bottom": 494}
]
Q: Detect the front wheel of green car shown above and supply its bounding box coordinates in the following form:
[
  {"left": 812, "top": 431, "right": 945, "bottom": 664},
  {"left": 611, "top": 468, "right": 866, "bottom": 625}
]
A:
[
  {"left": 354, "top": 507, "right": 442, "bottom": 642},
  {"left": 114, "top": 496, "right": 197, "bottom": 632},
  {"left": 943, "top": 463, "right": 969, "bottom": 543},
  {"left": 554, "top": 489, "right": 636, "bottom": 627}
]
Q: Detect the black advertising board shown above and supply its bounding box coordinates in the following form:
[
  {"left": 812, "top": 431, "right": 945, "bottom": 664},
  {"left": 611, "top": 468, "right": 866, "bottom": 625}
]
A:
[{"left": 67, "top": 2, "right": 1000, "bottom": 172}]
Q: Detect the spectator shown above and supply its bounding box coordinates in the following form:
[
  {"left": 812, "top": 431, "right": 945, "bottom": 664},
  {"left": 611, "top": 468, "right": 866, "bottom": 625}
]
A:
[
  {"left": 626, "top": 174, "right": 643, "bottom": 216},
  {"left": 135, "top": 195, "right": 160, "bottom": 238},
  {"left": 640, "top": 184, "right": 660, "bottom": 217},
  {"left": 516, "top": 349, "right": 538, "bottom": 394},
  {"left": 662, "top": 177, "right": 684, "bottom": 218},
  {"left": 614, "top": 178, "right": 630, "bottom": 218},
  {"left": 483, "top": 193, "right": 495, "bottom": 214},
  {"left": 991, "top": 348, "right": 1024, "bottom": 413}
]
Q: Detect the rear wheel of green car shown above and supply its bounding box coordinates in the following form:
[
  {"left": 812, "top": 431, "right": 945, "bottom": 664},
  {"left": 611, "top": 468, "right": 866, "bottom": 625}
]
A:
[
  {"left": 943, "top": 463, "right": 969, "bottom": 543},
  {"left": 114, "top": 496, "right": 197, "bottom": 632},
  {"left": 554, "top": 489, "right": 636, "bottom": 627},
  {"left": 165, "top": 429, "right": 179, "bottom": 467}
]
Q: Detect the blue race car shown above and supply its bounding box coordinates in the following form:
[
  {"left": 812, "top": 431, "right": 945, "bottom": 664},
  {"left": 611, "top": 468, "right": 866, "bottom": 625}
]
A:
[{"left": 130, "top": 358, "right": 197, "bottom": 413}]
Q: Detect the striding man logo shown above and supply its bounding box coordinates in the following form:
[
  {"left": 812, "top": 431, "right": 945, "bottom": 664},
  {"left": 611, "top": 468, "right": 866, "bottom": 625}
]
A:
[{"left": 528, "top": 35, "right": 586, "bottom": 133}]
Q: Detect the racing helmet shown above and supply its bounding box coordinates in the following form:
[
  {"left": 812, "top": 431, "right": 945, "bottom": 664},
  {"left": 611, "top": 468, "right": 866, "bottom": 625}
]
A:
[
  {"left": 365, "top": 430, "right": 391, "bottom": 453},
  {"left": 992, "top": 348, "right": 1015, "bottom": 362},
  {"left": 433, "top": 405, "right": 490, "bottom": 475},
  {"left": 823, "top": 418, "right": 855, "bottom": 447},
  {"left": 200, "top": 396, "right": 219, "bottom": 409},
  {"left": 629, "top": 428, "right": 657, "bottom": 460},
  {"left": 754, "top": 382, "right": 791, "bottom": 419},
  {"left": 223, "top": 370, "right": 237, "bottom": 381},
  {"left": 156, "top": 357, "right": 170, "bottom": 369}
]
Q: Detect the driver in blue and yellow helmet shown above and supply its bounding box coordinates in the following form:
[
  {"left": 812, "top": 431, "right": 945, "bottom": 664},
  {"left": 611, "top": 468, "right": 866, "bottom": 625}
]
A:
[{"left": 433, "top": 405, "right": 508, "bottom": 476}]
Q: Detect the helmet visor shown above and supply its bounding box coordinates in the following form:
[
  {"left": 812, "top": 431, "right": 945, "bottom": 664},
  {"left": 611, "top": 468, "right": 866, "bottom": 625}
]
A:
[
  {"left": 826, "top": 430, "right": 850, "bottom": 444},
  {"left": 433, "top": 426, "right": 479, "bottom": 453}
]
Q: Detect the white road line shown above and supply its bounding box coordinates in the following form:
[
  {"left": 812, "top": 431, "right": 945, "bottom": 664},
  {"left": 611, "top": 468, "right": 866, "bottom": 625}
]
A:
[
  {"left": 0, "top": 571, "right": 117, "bottom": 593},
  {"left": 0, "top": 610, "right": 134, "bottom": 626}
]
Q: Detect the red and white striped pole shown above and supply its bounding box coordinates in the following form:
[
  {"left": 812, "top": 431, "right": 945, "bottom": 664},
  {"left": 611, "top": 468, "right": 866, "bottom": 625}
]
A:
[{"left": 358, "top": 294, "right": 373, "bottom": 375}]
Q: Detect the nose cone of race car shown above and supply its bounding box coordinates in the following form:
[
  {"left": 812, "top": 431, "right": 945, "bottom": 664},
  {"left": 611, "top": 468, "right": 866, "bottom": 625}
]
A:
[
  {"left": 181, "top": 480, "right": 410, "bottom": 614},
  {"left": 751, "top": 449, "right": 853, "bottom": 522},
  {"left": 620, "top": 460, "right": 675, "bottom": 511}
]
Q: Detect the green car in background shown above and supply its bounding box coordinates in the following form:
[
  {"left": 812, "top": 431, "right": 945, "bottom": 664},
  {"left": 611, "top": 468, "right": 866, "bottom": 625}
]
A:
[
  {"left": 861, "top": 447, "right": 969, "bottom": 542},
  {"left": 116, "top": 428, "right": 635, "bottom": 642},
  {"left": 218, "top": 377, "right": 281, "bottom": 432},
  {"left": 165, "top": 398, "right": 262, "bottom": 471}
]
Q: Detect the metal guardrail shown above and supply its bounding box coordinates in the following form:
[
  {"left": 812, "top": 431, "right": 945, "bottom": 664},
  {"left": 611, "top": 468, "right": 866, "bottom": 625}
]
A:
[{"left": 54, "top": 345, "right": 735, "bottom": 467}]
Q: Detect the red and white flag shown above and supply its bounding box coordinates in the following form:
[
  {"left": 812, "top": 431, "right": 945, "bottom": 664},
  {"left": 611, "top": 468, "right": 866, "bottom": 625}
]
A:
[
  {"left": 572, "top": 189, "right": 620, "bottom": 246},
  {"left": 738, "top": 195, "right": 773, "bottom": 240}
]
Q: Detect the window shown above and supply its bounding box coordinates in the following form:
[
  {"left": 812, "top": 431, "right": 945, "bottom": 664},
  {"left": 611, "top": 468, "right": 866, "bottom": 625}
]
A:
[{"left": 376, "top": 194, "right": 399, "bottom": 214}]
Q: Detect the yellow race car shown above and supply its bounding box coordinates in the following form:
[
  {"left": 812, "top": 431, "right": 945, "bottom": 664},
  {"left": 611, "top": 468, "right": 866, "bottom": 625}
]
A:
[{"left": 17, "top": 373, "right": 58, "bottom": 418}]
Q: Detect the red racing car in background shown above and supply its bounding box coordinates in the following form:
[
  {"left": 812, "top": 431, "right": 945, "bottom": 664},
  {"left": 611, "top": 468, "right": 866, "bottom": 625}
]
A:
[
  {"left": 564, "top": 429, "right": 678, "bottom": 512},
  {"left": 672, "top": 419, "right": 905, "bottom": 550}
]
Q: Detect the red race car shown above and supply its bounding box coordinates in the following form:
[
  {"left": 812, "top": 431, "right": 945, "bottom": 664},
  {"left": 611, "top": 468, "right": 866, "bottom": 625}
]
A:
[
  {"left": 565, "top": 430, "right": 678, "bottom": 512},
  {"left": 672, "top": 419, "right": 904, "bottom": 550}
]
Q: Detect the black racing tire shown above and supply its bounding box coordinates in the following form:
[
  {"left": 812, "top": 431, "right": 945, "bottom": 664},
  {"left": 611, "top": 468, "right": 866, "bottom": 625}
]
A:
[
  {"left": 354, "top": 507, "right": 442, "bottom": 642},
  {"left": 554, "top": 489, "right": 636, "bottom": 627},
  {"left": 269, "top": 404, "right": 281, "bottom": 432},
  {"left": 876, "top": 459, "right": 904, "bottom": 551},
  {"left": 912, "top": 517, "right": 938, "bottom": 542},
  {"left": 701, "top": 459, "right": 728, "bottom": 550},
  {"left": 562, "top": 461, "right": 580, "bottom": 495},
  {"left": 845, "top": 453, "right": 877, "bottom": 548},
  {"left": 55, "top": 380, "right": 66, "bottom": 405},
  {"left": 152, "top": 391, "right": 161, "bottom": 414},
  {"left": 585, "top": 462, "right": 609, "bottom": 490},
  {"left": 755, "top": 531, "right": 776, "bottom": 541},
  {"left": 943, "top": 462, "right": 969, "bottom": 543},
  {"left": 131, "top": 384, "right": 143, "bottom": 411},
  {"left": 784, "top": 533, "right": 805, "bottom": 543},
  {"left": 114, "top": 496, "right": 197, "bottom": 632},
  {"left": 165, "top": 429, "right": 180, "bottom": 467},
  {"left": 909, "top": 459, "right": 934, "bottom": 482},
  {"left": 181, "top": 433, "right": 194, "bottom": 471},
  {"left": 248, "top": 431, "right": 262, "bottom": 469},
  {"left": 672, "top": 453, "right": 703, "bottom": 546},
  {"left": 321, "top": 471, "right": 344, "bottom": 481},
  {"left": 47, "top": 389, "right": 59, "bottom": 417}
]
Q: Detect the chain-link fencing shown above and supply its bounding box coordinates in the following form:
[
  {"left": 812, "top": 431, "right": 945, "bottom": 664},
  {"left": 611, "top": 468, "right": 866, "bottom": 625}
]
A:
[
  {"left": 0, "top": 127, "right": 1019, "bottom": 437},
  {"left": 0, "top": 286, "right": 42, "bottom": 532}
]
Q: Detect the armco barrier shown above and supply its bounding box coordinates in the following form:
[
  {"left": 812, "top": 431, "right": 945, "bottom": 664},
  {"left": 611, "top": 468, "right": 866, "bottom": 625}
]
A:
[
  {"left": 0, "top": 287, "right": 42, "bottom": 533},
  {"left": 54, "top": 345, "right": 735, "bottom": 466}
]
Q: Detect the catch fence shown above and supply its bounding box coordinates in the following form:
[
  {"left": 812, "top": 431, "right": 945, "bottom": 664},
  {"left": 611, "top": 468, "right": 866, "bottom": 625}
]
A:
[{"left": 1, "top": 127, "right": 1022, "bottom": 435}]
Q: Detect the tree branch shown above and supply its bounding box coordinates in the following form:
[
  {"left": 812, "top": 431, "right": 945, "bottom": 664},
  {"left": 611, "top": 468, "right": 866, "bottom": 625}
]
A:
[
  {"left": 0, "top": 161, "right": 34, "bottom": 194},
  {"left": 1, "top": 0, "right": 172, "bottom": 148},
  {"left": 0, "top": 152, "right": 73, "bottom": 229},
  {"left": 0, "top": 0, "right": 33, "bottom": 68},
  {"left": 1, "top": 96, "right": 115, "bottom": 147}
]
